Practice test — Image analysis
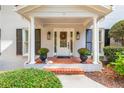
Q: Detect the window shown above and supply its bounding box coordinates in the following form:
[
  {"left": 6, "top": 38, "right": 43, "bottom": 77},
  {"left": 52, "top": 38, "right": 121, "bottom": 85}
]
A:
[
  {"left": 86, "top": 29, "right": 104, "bottom": 54},
  {"left": 23, "top": 28, "right": 28, "bottom": 56},
  {"left": 86, "top": 29, "right": 92, "bottom": 51}
]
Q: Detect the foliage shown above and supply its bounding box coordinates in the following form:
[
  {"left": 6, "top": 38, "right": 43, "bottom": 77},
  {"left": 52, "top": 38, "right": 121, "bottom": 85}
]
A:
[
  {"left": 38, "top": 48, "right": 49, "bottom": 56},
  {"left": 103, "top": 46, "right": 124, "bottom": 62},
  {"left": 109, "top": 20, "right": 124, "bottom": 46},
  {"left": 110, "top": 52, "right": 124, "bottom": 76},
  {"left": 78, "top": 48, "right": 91, "bottom": 55},
  {"left": 0, "top": 68, "right": 62, "bottom": 88}
]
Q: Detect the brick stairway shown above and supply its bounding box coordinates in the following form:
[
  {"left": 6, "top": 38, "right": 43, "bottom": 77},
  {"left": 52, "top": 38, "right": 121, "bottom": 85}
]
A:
[{"left": 44, "top": 68, "right": 84, "bottom": 75}]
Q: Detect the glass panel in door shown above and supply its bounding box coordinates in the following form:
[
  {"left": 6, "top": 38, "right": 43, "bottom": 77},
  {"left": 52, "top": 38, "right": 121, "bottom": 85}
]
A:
[
  {"left": 60, "top": 32, "right": 67, "bottom": 47},
  {"left": 57, "top": 31, "right": 70, "bottom": 56}
]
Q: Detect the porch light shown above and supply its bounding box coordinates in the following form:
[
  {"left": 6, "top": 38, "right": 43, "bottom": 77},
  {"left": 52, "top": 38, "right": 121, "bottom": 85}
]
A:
[
  {"left": 76, "top": 32, "right": 80, "bottom": 40},
  {"left": 47, "top": 31, "right": 51, "bottom": 40}
]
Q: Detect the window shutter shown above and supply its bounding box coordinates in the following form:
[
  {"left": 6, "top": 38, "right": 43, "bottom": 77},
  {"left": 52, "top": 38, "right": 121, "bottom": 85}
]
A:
[
  {"left": 105, "top": 29, "right": 110, "bottom": 46},
  {"left": 16, "top": 29, "right": 22, "bottom": 55},
  {"left": 35, "top": 29, "right": 41, "bottom": 55}
]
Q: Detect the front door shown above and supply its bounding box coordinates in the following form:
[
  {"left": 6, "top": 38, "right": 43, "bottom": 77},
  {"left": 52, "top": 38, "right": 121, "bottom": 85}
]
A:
[
  {"left": 57, "top": 31, "right": 69, "bottom": 56},
  {"left": 55, "top": 28, "right": 74, "bottom": 57}
]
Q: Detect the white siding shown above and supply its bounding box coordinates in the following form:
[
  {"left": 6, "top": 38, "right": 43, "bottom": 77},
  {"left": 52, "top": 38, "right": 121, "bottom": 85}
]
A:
[{"left": 0, "top": 5, "right": 28, "bottom": 60}]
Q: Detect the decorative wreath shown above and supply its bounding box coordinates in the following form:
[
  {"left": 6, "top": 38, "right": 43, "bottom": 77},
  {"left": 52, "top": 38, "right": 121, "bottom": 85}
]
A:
[{"left": 60, "top": 33, "right": 66, "bottom": 39}]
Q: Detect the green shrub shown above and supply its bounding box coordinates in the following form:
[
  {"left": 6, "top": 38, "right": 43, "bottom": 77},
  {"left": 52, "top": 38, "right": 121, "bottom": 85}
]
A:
[
  {"left": 38, "top": 48, "right": 49, "bottom": 56},
  {"left": 78, "top": 48, "right": 91, "bottom": 55},
  {"left": 0, "top": 68, "right": 62, "bottom": 88},
  {"left": 111, "top": 52, "right": 124, "bottom": 76},
  {"left": 103, "top": 46, "right": 124, "bottom": 62}
]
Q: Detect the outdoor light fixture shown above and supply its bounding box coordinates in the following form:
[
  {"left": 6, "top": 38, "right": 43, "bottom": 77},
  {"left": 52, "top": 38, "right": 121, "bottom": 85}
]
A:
[
  {"left": 76, "top": 31, "right": 80, "bottom": 40},
  {"left": 47, "top": 31, "right": 51, "bottom": 40}
]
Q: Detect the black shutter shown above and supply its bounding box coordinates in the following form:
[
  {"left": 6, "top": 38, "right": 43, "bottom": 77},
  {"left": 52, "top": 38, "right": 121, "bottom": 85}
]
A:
[
  {"left": 104, "top": 29, "right": 110, "bottom": 46},
  {"left": 35, "top": 29, "right": 41, "bottom": 55},
  {"left": 16, "top": 29, "right": 22, "bottom": 55}
]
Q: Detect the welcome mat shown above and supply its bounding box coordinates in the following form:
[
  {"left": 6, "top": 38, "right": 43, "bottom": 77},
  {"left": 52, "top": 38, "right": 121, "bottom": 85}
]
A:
[{"left": 57, "top": 56, "right": 71, "bottom": 58}]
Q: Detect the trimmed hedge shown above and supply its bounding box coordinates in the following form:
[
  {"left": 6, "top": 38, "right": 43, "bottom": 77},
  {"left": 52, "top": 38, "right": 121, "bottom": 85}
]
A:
[
  {"left": 103, "top": 46, "right": 124, "bottom": 62},
  {"left": 0, "top": 68, "right": 62, "bottom": 88}
]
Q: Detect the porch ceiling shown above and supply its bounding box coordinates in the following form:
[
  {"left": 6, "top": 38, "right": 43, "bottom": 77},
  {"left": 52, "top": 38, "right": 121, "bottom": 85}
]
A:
[{"left": 35, "top": 17, "right": 92, "bottom": 24}]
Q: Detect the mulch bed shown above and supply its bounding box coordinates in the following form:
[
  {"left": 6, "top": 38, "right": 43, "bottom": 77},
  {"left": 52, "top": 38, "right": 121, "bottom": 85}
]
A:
[{"left": 85, "top": 66, "right": 124, "bottom": 88}]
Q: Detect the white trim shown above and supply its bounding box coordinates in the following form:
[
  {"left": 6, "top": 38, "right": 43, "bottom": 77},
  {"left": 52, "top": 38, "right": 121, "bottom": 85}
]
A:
[
  {"left": 41, "top": 23, "right": 85, "bottom": 25},
  {"left": 32, "top": 12, "right": 98, "bottom": 18},
  {"left": 22, "top": 28, "right": 28, "bottom": 56},
  {"left": 92, "top": 17, "right": 99, "bottom": 64}
]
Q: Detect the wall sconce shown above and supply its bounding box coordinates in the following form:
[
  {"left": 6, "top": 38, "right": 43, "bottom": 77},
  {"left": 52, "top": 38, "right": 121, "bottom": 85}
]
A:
[
  {"left": 47, "top": 31, "right": 51, "bottom": 40},
  {"left": 76, "top": 32, "right": 80, "bottom": 40}
]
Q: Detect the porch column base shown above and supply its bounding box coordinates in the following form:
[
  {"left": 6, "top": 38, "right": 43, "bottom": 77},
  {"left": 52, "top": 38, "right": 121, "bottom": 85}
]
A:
[{"left": 29, "top": 61, "right": 36, "bottom": 64}]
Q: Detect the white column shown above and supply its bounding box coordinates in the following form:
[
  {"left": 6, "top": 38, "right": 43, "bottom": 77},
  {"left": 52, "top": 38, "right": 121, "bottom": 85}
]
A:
[
  {"left": 30, "top": 17, "right": 35, "bottom": 64},
  {"left": 92, "top": 17, "right": 99, "bottom": 64}
]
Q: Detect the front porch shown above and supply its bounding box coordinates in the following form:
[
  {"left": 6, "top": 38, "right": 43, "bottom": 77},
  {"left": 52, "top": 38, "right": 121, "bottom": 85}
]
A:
[
  {"left": 35, "top": 57, "right": 93, "bottom": 64},
  {"left": 25, "top": 57, "right": 102, "bottom": 72},
  {"left": 16, "top": 5, "right": 112, "bottom": 72}
]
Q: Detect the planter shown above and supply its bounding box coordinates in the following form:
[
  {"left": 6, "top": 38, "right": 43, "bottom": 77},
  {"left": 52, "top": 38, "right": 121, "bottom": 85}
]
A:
[
  {"left": 80, "top": 55, "right": 88, "bottom": 63},
  {"left": 38, "top": 48, "right": 49, "bottom": 63},
  {"left": 40, "top": 55, "right": 47, "bottom": 63}
]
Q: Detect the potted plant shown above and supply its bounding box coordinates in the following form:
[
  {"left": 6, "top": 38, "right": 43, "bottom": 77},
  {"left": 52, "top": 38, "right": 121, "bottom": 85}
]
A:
[
  {"left": 78, "top": 48, "right": 91, "bottom": 63},
  {"left": 38, "top": 48, "right": 49, "bottom": 63}
]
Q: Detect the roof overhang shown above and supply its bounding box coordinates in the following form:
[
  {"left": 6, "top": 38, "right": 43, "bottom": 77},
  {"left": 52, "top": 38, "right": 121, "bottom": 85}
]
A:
[{"left": 15, "top": 5, "right": 112, "bottom": 28}]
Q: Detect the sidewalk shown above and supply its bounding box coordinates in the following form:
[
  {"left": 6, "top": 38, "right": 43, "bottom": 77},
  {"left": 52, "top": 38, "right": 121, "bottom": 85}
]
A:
[{"left": 57, "top": 75, "right": 106, "bottom": 88}]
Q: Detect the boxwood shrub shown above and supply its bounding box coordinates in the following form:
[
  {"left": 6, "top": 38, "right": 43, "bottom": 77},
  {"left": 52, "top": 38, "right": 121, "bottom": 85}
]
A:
[
  {"left": 110, "top": 52, "right": 124, "bottom": 76},
  {"left": 0, "top": 68, "right": 62, "bottom": 88},
  {"left": 103, "top": 46, "right": 124, "bottom": 62}
]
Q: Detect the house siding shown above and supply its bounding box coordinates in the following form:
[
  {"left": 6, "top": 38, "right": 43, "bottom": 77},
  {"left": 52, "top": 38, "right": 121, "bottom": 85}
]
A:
[
  {"left": 0, "top": 5, "right": 86, "bottom": 59},
  {"left": 0, "top": 5, "right": 28, "bottom": 60}
]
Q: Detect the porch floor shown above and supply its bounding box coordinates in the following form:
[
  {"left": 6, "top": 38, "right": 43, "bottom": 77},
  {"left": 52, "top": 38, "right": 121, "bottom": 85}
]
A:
[{"left": 35, "top": 57, "right": 93, "bottom": 64}]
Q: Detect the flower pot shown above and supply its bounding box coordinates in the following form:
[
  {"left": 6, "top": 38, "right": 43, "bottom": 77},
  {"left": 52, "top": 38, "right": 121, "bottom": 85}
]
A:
[
  {"left": 40, "top": 55, "right": 47, "bottom": 63},
  {"left": 80, "top": 55, "right": 88, "bottom": 63}
]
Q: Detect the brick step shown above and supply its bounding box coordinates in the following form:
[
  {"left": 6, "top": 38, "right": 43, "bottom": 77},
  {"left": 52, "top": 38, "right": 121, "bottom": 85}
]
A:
[{"left": 44, "top": 68, "right": 84, "bottom": 75}]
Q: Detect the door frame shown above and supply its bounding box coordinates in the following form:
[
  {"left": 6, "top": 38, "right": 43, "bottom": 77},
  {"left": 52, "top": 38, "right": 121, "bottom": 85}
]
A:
[{"left": 53, "top": 28, "right": 75, "bottom": 56}]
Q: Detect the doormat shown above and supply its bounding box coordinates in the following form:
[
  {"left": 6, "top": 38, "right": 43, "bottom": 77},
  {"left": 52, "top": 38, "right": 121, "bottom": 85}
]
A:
[{"left": 57, "top": 56, "right": 71, "bottom": 58}]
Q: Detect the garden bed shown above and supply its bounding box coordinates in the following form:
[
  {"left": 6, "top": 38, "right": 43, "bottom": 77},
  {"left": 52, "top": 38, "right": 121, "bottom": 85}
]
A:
[{"left": 85, "top": 66, "right": 124, "bottom": 88}]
